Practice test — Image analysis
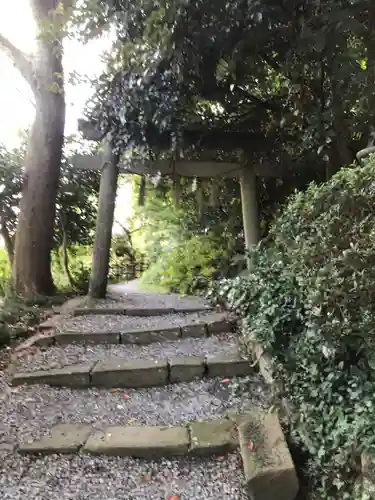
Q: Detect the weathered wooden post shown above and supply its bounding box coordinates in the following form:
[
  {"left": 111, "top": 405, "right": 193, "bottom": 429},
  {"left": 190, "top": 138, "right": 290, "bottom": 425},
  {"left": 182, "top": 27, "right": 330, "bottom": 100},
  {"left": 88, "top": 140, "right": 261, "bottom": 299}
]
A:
[
  {"left": 239, "top": 160, "right": 260, "bottom": 268},
  {"left": 88, "top": 138, "right": 119, "bottom": 298}
]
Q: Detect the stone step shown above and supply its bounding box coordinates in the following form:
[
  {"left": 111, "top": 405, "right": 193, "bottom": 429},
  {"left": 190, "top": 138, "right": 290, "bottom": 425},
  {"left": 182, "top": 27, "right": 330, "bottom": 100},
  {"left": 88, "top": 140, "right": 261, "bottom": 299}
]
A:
[
  {"left": 73, "top": 305, "right": 212, "bottom": 316},
  {"left": 11, "top": 353, "right": 254, "bottom": 388},
  {"left": 18, "top": 418, "right": 238, "bottom": 457},
  {"left": 35, "top": 312, "right": 234, "bottom": 346},
  {"left": 1, "top": 371, "right": 270, "bottom": 452},
  {"left": 14, "top": 410, "right": 299, "bottom": 500}
]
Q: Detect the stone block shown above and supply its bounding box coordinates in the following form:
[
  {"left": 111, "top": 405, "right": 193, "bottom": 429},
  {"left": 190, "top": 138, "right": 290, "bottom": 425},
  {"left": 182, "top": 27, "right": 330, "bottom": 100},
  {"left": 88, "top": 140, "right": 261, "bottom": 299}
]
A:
[
  {"left": 238, "top": 409, "right": 299, "bottom": 500},
  {"left": 206, "top": 353, "right": 253, "bottom": 378},
  {"left": 124, "top": 307, "right": 174, "bottom": 316},
  {"left": 361, "top": 453, "right": 375, "bottom": 497},
  {"left": 11, "top": 363, "right": 94, "bottom": 387},
  {"left": 207, "top": 319, "right": 233, "bottom": 334},
  {"left": 55, "top": 330, "right": 120, "bottom": 345},
  {"left": 73, "top": 308, "right": 126, "bottom": 316},
  {"left": 19, "top": 424, "right": 91, "bottom": 454},
  {"left": 91, "top": 358, "right": 168, "bottom": 387},
  {"left": 180, "top": 323, "right": 207, "bottom": 339},
  {"left": 32, "top": 332, "right": 55, "bottom": 347},
  {"left": 169, "top": 356, "right": 205, "bottom": 383},
  {"left": 83, "top": 425, "right": 189, "bottom": 457},
  {"left": 174, "top": 306, "right": 211, "bottom": 313},
  {"left": 253, "top": 342, "right": 274, "bottom": 384},
  {"left": 121, "top": 327, "right": 180, "bottom": 345},
  {"left": 189, "top": 419, "right": 237, "bottom": 456}
]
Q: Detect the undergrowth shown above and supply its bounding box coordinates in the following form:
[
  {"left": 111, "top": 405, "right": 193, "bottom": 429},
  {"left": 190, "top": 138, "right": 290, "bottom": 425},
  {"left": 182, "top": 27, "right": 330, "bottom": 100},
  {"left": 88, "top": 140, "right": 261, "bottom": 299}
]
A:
[{"left": 207, "top": 159, "right": 375, "bottom": 499}]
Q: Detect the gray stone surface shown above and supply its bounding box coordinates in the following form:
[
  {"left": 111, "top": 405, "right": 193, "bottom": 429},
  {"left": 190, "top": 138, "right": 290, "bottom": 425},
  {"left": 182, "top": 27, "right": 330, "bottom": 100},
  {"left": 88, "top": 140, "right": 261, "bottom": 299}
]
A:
[
  {"left": 74, "top": 307, "right": 126, "bottom": 316},
  {"left": 189, "top": 419, "right": 237, "bottom": 456},
  {"left": 180, "top": 323, "right": 207, "bottom": 339},
  {"left": 19, "top": 424, "right": 91, "bottom": 454},
  {"left": 238, "top": 408, "right": 299, "bottom": 500},
  {"left": 169, "top": 356, "right": 206, "bottom": 383},
  {"left": 207, "top": 320, "right": 233, "bottom": 334},
  {"left": 0, "top": 452, "right": 248, "bottom": 499},
  {"left": 121, "top": 327, "right": 181, "bottom": 345},
  {"left": 361, "top": 453, "right": 375, "bottom": 498},
  {"left": 11, "top": 363, "right": 94, "bottom": 388},
  {"left": 91, "top": 359, "right": 168, "bottom": 387},
  {"left": 55, "top": 330, "right": 120, "bottom": 345},
  {"left": 206, "top": 354, "right": 253, "bottom": 378},
  {"left": 83, "top": 425, "right": 190, "bottom": 457},
  {"left": 124, "top": 307, "right": 174, "bottom": 316},
  {"left": 253, "top": 342, "right": 274, "bottom": 384}
]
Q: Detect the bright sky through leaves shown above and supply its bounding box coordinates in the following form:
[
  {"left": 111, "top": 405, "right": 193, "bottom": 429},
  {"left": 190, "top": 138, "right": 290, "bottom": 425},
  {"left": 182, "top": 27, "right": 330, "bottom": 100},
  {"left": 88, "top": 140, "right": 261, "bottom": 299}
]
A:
[{"left": 0, "top": 0, "right": 109, "bottom": 147}]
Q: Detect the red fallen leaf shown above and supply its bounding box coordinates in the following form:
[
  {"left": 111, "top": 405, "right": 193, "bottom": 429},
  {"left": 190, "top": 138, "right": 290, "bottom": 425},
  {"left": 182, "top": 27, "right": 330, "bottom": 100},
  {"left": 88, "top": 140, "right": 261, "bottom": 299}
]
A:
[
  {"left": 215, "top": 456, "right": 225, "bottom": 461},
  {"left": 123, "top": 394, "right": 130, "bottom": 399},
  {"left": 221, "top": 378, "right": 232, "bottom": 383},
  {"left": 142, "top": 475, "right": 152, "bottom": 482},
  {"left": 247, "top": 441, "right": 255, "bottom": 451},
  {"left": 166, "top": 496, "right": 180, "bottom": 500}
]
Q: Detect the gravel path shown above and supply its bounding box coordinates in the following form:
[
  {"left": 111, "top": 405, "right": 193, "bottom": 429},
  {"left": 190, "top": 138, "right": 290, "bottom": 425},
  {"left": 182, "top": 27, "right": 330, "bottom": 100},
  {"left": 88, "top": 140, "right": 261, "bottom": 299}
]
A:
[
  {"left": 56, "top": 311, "right": 229, "bottom": 334},
  {"left": 15, "top": 333, "right": 240, "bottom": 372},
  {"left": 0, "top": 452, "right": 247, "bottom": 500},
  {"left": 0, "top": 373, "right": 270, "bottom": 446}
]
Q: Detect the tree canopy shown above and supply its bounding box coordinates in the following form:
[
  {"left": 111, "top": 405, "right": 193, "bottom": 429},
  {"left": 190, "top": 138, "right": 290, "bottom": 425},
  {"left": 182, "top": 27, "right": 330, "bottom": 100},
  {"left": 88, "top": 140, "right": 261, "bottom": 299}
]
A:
[{"left": 78, "top": 0, "right": 374, "bottom": 181}]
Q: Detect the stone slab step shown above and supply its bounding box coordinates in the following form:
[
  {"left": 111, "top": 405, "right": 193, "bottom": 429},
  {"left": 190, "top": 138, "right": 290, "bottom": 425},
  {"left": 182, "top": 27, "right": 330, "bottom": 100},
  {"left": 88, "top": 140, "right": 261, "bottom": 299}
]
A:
[
  {"left": 18, "top": 418, "right": 237, "bottom": 458},
  {"left": 16, "top": 411, "right": 299, "bottom": 500},
  {"left": 238, "top": 408, "right": 299, "bottom": 500},
  {"left": 36, "top": 317, "right": 234, "bottom": 346},
  {"left": 73, "top": 305, "right": 212, "bottom": 316},
  {"left": 11, "top": 353, "right": 254, "bottom": 388}
]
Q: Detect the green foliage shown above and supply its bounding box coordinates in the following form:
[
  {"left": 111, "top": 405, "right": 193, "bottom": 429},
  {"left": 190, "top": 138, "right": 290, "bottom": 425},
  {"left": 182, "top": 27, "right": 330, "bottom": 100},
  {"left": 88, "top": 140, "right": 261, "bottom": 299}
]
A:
[
  {"left": 208, "top": 157, "right": 375, "bottom": 499},
  {"left": 0, "top": 138, "right": 100, "bottom": 263},
  {"left": 141, "top": 234, "right": 223, "bottom": 294}
]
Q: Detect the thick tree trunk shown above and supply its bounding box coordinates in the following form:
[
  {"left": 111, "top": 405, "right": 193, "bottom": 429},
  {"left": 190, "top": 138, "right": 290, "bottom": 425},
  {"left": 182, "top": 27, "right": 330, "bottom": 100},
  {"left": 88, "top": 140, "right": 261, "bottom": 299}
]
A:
[
  {"left": 8, "top": 1, "right": 66, "bottom": 298},
  {"left": 13, "top": 92, "right": 65, "bottom": 296}
]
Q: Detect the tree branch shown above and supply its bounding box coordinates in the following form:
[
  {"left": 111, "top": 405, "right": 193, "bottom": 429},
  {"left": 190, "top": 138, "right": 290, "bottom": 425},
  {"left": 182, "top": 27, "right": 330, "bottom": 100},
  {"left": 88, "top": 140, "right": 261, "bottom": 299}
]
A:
[{"left": 0, "top": 33, "right": 36, "bottom": 92}]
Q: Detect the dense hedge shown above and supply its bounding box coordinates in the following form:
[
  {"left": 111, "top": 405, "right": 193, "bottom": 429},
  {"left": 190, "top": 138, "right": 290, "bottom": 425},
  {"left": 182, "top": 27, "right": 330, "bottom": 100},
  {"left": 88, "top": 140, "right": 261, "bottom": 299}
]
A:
[{"left": 208, "top": 159, "right": 375, "bottom": 499}]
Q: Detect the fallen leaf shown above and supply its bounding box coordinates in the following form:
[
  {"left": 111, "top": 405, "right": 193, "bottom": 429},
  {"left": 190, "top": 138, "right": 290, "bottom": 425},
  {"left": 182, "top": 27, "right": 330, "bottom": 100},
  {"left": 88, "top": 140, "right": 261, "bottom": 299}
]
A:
[
  {"left": 247, "top": 441, "right": 255, "bottom": 451},
  {"left": 142, "top": 475, "right": 152, "bottom": 482},
  {"left": 221, "top": 378, "right": 232, "bottom": 383},
  {"left": 109, "top": 388, "right": 122, "bottom": 393},
  {"left": 166, "top": 496, "right": 180, "bottom": 500},
  {"left": 123, "top": 393, "right": 130, "bottom": 399},
  {"left": 127, "top": 417, "right": 137, "bottom": 423},
  {"left": 215, "top": 456, "right": 225, "bottom": 461}
]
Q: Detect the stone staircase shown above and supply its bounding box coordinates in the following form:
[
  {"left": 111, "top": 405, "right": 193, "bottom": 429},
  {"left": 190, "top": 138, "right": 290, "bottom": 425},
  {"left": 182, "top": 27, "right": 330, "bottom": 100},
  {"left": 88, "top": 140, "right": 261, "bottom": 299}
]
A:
[{"left": 0, "top": 289, "right": 299, "bottom": 500}]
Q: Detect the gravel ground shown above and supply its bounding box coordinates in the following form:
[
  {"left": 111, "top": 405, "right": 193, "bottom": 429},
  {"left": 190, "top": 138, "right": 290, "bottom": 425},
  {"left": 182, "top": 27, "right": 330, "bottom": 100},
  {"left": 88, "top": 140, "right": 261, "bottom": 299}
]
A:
[
  {"left": 16, "top": 333, "right": 240, "bottom": 372},
  {"left": 0, "top": 373, "right": 270, "bottom": 446},
  {"left": 0, "top": 452, "right": 247, "bottom": 500},
  {"left": 56, "top": 311, "right": 229, "bottom": 334}
]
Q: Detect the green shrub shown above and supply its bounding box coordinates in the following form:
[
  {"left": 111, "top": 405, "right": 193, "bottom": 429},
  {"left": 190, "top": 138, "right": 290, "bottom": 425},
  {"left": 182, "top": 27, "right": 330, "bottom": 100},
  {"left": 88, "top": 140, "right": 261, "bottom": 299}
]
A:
[
  {"left": 141, "top": 234, "right": 225, "bottom": 294},
  {"left": 209, "top": 159, "right": 375, "bottom": 499}
]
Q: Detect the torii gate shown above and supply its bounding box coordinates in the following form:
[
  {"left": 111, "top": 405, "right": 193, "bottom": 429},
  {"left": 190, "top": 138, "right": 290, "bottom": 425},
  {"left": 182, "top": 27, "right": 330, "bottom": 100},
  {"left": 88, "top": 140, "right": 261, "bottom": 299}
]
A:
[{"left": 75, "top": 120, "right": 282, "bottom": 298}]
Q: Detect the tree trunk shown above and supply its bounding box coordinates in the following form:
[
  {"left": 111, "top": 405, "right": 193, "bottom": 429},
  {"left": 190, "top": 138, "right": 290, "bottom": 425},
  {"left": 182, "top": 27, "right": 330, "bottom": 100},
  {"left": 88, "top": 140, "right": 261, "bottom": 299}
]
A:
[
  {"left": 0, "top": 215, "right": 14, "bottom": 265},
  {"left": 89, "top": 139, "right": 119, "bottom": 298},
  {"left": 3, "top": 1, "right": 67, "bottom": 298}
]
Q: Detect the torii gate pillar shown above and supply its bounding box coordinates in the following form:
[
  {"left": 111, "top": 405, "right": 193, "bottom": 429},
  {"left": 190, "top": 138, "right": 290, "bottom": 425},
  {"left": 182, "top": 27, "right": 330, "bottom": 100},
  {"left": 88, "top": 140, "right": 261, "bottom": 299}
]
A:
[
  {"left": 88, "top": 138, "right": 119, "bottom": 298},
  {"left": 239, "top": 162, "right": 260, "bottom": 268}
]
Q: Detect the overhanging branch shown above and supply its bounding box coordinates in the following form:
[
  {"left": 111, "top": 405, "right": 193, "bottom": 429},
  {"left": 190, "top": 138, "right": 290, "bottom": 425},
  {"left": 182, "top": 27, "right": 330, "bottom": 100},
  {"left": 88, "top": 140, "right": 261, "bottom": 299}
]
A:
[{"left": 0, "top": 33, "right": 36, "bottom": 92}]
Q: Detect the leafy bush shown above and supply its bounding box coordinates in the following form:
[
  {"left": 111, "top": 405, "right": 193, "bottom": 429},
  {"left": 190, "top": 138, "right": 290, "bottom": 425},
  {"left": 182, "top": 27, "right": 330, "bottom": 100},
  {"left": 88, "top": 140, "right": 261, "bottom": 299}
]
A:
[
  {"left": 208, "top": 159, "right": 375, "bottom": 499},
  {"left": 141, "top": 234, "right": 225, "bottom": 294}
]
